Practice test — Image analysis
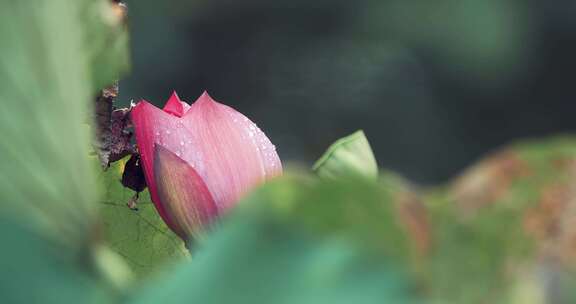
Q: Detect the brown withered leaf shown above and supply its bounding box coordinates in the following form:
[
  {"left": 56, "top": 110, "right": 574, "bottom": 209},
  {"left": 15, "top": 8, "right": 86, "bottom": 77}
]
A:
[
  {"left": 451, "top": 149, "right": 531, "bottom": 215},
  {"left": 523, "top": 160, "right": 576, "bottom": 269},
  {"left": 449, "top": 137, "right": 576, "bottom": 269},
  {"left": 93, "top": 84, "right": 136, "bottom": 169}
]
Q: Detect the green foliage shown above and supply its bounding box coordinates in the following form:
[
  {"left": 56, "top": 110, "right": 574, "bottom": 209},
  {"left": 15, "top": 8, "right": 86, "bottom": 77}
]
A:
[
  {"left": 1, "top": 1, "right": 575, "bottom": 303},
  {"left": 129, "top": 175, "right": 421, "bottom": 304},
  {"left": 0, "top": 0, "right": 130, "bottom": 301},
  {"left": 0, "top": 0, "right": 99, "bottom": 251},
  {"left": 82, "top": 0, "right": 130, "bottom": 89},
  {"left": 0, "top": 219, "right": 116, "bottom": 303},
  {"left": 427, "top": 201, "right": 534, "bottom": 303},
  {"left": 313, "top": 130, "right": 378, "bottom": 180},
  {"left": 245, "top": 175, "right": 412, "bottom": 257},
  {"left": 96, "top": 158, "right": 189, "bottom": 280}
]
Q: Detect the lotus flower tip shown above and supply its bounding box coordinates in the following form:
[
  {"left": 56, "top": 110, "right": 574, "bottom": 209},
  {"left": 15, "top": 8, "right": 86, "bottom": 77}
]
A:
[{"left": 196, "top": 90, "right": 217, "bottom": 105}]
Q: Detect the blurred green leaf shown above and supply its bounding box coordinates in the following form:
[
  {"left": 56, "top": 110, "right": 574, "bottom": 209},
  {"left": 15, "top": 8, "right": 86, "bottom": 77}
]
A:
[
  {"left": 426, "top": 202, "right": 533, "bottom": 303},
  {"left": 0, "top": 0, "right": 126, "bottom": 252},
  {"left": 379, "top": 170, "right": 431, "bottom": 257},
  {"left": 254, "top": 175, "right": 413, "bottom": 257},
  {"left": 0, "top": 0, "right": 130, "bottom": 300},
  {"left": 0, "top": 219, "right": 115, "bottom": 303},
  {"left": 82, "top": 0, "right": 130, "bottom": 89},
  {"left": 96, "top": 157, "right": 189, "bottom": 280},
  {"left": 91, "top": 243, "right": 134, "bottom": 292},
  {"left": 313, "top": 130, "right": 378, "bottom": 180},
  {"left": 129, "top": 175, "right": 421, "bottom": 304}
]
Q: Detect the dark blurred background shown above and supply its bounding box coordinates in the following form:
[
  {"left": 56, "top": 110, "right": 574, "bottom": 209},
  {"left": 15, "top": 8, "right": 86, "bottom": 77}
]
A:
[{"left": 119, "top": 0, "right": 576, "bottom": 184}]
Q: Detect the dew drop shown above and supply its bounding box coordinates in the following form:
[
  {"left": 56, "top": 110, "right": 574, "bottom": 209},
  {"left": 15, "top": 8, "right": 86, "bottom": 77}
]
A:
[
  {"left": 155, "top": 131, "right": 160, "bottom": 136},
  {"left": 248, "top": 131, "right": 254, "bottom": 137},
  {"left": 165, "top": 130, "right": 171, "bottom": 135},
  {"left": 175, "top": 151, "right": 181, "bottom": 157},
  {"left": 180, "top": 140, "right": 185, "bottom": 146}
]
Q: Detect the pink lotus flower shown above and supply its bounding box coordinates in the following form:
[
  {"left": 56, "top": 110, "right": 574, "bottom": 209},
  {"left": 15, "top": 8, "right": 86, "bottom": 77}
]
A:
[{"left": 131, "top": 91, "right": 282, "bottom": 241}]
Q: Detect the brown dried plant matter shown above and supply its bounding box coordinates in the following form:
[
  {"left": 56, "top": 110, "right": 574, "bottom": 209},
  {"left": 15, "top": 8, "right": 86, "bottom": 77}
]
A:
[
  {"left": 451, "top": 149, "right": 531, "bottom": 214},
  {"left": 523, "top": 159, "right": 576, "bottom": 268},
  {"left": 93, "top": 83, "right": 136, "bottom": 169}
]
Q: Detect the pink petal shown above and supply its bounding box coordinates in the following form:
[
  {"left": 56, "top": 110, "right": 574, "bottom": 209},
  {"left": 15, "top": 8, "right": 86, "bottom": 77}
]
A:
[
  {"left": 154, "top": 144, "right": 218, "bottom": 240},
  {"left": 131, "top": 100, "right": 187, "bottom": 232},
  {"left": 131, "top": 91, "right": 282, "bottom": 229},
  {"left": 181, "top": 91, "right": 282, "bottom": 211},
  {"left": 162, "top": 91, "right": 190, "bottom": 117}
]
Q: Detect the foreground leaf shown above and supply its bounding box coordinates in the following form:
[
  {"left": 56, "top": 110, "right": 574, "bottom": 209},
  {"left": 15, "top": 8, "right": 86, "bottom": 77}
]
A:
[
  {"left": 0, "top": 220, "right": 115, "bottom": 304},
  {"left": 0, "top": 0, "right": 130, "bottom": 300},
  {"left": 82, "top": 0, "right": 130, "bottom": 89},
  {"left": 0, "top": 0, "right": 125, "bottom": 253},
  {"left": 129, "top": 175, "right": 422, "bottom": 304}
]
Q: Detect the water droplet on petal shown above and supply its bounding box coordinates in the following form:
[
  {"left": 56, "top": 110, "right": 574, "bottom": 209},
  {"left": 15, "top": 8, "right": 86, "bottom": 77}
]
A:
[
  {"left": 155, "top": 131, "right": 160, "bottom": 136},
  {"left": 248, "top": 132, "right": 254, "bottom": 137},
  {"left": 166, "top": 130, "right": 171, "bottom": 135},
  {"left": 180, "top": 141, "right": 185, "bottom": 146}
]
